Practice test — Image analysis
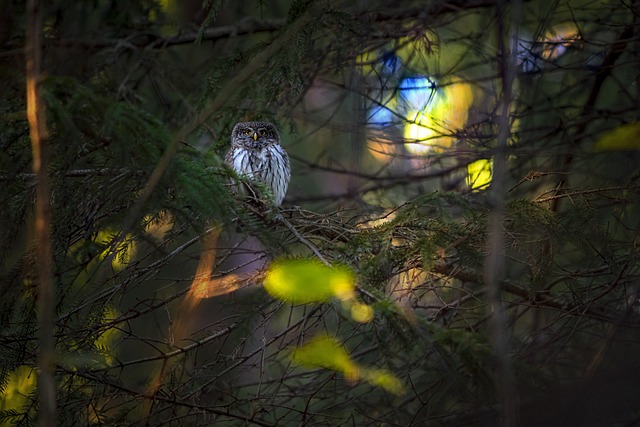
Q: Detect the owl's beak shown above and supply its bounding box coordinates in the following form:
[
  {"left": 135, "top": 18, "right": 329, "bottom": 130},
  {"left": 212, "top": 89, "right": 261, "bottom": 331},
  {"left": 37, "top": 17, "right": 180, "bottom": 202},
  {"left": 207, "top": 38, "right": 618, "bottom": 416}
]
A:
[{"left": 253, "top": 132, "right": 258, "bottom": 141}]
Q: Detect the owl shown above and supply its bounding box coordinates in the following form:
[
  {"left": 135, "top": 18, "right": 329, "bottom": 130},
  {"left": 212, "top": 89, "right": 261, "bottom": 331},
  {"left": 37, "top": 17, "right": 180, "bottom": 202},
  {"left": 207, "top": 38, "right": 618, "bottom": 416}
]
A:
[{"left": 225, "top": 121, "right": 291, "bottom": 206}]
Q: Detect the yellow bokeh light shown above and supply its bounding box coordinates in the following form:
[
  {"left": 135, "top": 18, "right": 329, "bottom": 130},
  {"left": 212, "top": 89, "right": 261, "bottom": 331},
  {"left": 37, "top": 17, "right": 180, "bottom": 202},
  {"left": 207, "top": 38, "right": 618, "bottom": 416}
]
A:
[
  {"left": 331, "top": 275, "right": 357, "bottom": 301},
  {"left": 350, "top": 302, "right": 374, "bottom": 323},
  {"left": 94, "top": 307, "right": 121, "bottom": 366},
  {"left": 291, "top": 334, "right": 359, "bottom": 380},
  {"left": 363, "top": 368, "right": 406, "bottom": 396},
  {"left": 403, "top": 80, "right": 473, "bottom": 155},
  {"left": 593, "top": 122, "right": 640, "bottom": 152},
  {"left": 264, "top": 259, "right": 356, "bottom": 304},
  {"left": 404, "top": 114, "right": 438, "bottom": 155},
  {"left": 0, "top": 365, "right": 37, "bottom": 415},
  {"left": 467, "top": 159, "right": 493, "bottom": 190},
  {"left": 94, "top": 230, "right": 135, "bottom": 271},
  {"left": 291, "top": 334, "right": 405, "bottom": 395},
  {"left": 395, "top": 30, "right": 438, "bottom": 73},
  {"left": 542, "top": 23, "right": 579, "bottom": 60},
  {"left": 68, "top": 230, "right": 136, "bottom": 286}
]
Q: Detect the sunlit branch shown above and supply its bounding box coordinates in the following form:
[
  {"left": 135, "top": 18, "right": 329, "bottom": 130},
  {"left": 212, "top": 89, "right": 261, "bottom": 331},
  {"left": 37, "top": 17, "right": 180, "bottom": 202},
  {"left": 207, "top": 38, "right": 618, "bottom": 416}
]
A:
[
  {"left": 25, "top": 0, "right": 56, "bottom": 424},
  {"left": 140, "top": 225, "right": 221, "bottom": 418}
]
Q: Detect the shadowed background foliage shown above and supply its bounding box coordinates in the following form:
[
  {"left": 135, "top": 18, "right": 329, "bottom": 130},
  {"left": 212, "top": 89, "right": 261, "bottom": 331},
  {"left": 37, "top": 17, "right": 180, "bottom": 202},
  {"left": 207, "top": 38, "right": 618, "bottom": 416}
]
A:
[{"left": 1, "top": 0, "right": 640, "bottom": 425}]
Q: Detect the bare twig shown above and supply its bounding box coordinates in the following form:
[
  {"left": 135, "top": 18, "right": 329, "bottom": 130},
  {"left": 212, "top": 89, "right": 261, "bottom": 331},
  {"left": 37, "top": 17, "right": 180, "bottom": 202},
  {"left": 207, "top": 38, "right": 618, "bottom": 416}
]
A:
[
  {"left": 57, "top": 18, "right": 285, "bottom": 50},
  {"left": 0, "top": 168, "right": 136, "bottom": 181},
  {"left": 279, "top": 215, "right": 330, "bottom": 266},
  {"left": 534, "top": 185, "right": 637, "bottom": 203},
  {"left": 58, "top": 366, "right": 275, "bottom": 427},
  {"left": 550, "top": 24, "right": 636, "bottom": 212}
]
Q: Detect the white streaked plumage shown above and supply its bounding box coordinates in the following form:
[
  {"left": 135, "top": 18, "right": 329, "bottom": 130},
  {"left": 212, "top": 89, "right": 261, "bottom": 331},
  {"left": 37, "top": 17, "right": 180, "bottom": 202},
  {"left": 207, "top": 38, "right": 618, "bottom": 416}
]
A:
[{"left": 225, "top": 122, "right": 290, "bottom": 205}]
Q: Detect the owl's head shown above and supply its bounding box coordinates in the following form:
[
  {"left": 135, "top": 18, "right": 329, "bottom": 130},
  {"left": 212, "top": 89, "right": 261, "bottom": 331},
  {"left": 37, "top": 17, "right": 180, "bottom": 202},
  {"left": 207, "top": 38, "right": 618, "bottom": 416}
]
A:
[{"left": 231, "top": 121, "right": 280, "bottom": 150}]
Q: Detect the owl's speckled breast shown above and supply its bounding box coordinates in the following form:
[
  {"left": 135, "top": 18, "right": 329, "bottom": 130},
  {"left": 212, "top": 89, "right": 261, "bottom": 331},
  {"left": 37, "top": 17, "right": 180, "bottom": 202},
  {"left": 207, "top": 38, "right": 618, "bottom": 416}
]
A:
[{"left": 226, "top": 121, "right": 290, "bottom": 205}]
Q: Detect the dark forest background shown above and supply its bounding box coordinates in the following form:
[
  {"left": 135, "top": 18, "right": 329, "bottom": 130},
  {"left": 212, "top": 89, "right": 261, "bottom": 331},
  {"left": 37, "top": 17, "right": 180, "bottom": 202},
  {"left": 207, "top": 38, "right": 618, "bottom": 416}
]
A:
[{"left": 1, "top": 0, "right": 640, "bottom": 425}]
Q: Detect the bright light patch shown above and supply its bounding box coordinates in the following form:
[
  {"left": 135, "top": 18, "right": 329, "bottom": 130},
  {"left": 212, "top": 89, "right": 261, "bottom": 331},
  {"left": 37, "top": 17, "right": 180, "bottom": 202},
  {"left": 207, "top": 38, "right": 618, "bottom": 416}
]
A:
[
  {"left": 398, "top": 77, "right": 437, "bottom": 113},
  {"left": 0, "top": 366, "right": 37, "bottom": 413},
  {"left": 356, "top": 49, "right": 401, "bottom": 77},
  {"left": 467, "top": 159, "right": 493, "bottom": 190},
  {"left": 542, "top": 23, "right": 579, "bottom": 60},
  {"left": 93, "top": 230, "right": 135, "bottom": 271},
  {"left": 404, "top": 113, "right": 437, "bottom": 155},
  {"left": 264, "top": 259, "right": 375, "bottom": 323},
  {"left": 593, "top": 122, "right": 640, "bottom": 151},
  {"left": 358, "top": 36, "right": 474, "bottom": 159},
  {"left": 351, "top": 302, "right": 374, "bottom": 323},
  {"left": 368, "top": 105, "right": 394, "bottom": 127},
  {"left": 291, "top": 334, "right": 359, "bottom": 380},
  {"left": 401, "top": 78, "right": 473, "bottom": 155},
  {"left": 94, "top": 307, "right": 121, "bottom": 366},
  {"left": 264, "top": 259, "right": 356, "bottom": 304},
  {"left": 363, "top": 368, "right": 406, "bottom": 395},
  {"left": 291, "top": 334, "right": 405, "bottom": 395}
]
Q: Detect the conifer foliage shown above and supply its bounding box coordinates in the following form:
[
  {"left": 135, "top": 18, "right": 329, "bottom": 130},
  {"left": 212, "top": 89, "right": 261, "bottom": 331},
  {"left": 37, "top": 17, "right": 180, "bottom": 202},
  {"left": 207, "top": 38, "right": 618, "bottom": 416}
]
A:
[{"left": 1, "top": 1, "right": 640, "bottom": 425}]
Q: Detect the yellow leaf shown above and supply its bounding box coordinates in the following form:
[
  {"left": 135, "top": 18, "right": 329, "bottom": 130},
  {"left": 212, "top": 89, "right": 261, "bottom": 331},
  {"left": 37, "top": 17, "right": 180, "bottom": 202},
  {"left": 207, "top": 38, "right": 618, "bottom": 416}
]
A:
[
  {"left": 290, "top": 335, "right": 406, "bottom": 395},
  {"left": 350, "top": 302, "right": 374, "bottom": 323},
  {"left": 264, "top": 259, "right": 356, "bottom": 304},
  {"left": 291, "top": 334, "right": 359, "bottom": 380},
  {"left": 363, "top": 368, "right": 406, "bottom": 396}
]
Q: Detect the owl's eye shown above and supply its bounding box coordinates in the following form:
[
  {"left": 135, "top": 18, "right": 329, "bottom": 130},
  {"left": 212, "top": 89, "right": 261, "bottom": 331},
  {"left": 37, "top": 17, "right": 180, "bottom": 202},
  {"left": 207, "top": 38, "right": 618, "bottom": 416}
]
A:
[
  {"left": 243, "top": 129, "right": 252, "bottom": 136},
  {"left": 258, "top": 128, "right": 267, "bottom": 136}
]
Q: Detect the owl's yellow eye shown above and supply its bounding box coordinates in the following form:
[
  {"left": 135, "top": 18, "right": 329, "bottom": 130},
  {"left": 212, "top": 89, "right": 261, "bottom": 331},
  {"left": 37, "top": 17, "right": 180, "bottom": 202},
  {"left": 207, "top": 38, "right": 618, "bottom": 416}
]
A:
[{"left": 244, "top": 129, "right": 252, "bottom": 136}]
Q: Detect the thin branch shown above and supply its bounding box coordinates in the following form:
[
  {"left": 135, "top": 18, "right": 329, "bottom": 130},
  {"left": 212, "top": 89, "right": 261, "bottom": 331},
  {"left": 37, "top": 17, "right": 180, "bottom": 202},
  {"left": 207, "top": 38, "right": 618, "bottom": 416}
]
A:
[
  {"left": 57, "top": 18, "right": 286, "bottom": 50},
  {"left": 279, "top": 215, "right": 330, "bottom": 266},
  {"left": 58, "top": 367, "right": 275, "bottom": 427},
  {"left": 551, "top": 23, "right": 636, "bottom": 211},
  {"left": 0, "top": 168, "right": 135, "bottom": 181},
  {"left": 534, "top": 185, "right": 638, "bottom": 203}
]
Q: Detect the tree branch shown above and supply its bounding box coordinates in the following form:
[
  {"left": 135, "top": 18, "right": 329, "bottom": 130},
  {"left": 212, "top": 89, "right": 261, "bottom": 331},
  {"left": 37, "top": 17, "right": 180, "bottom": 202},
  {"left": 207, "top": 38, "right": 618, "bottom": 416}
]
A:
[
  {"left": 57, "top": 18, "right": 286, "bottom": 50},
  {"left": 25, "top": 0, "right": 56, "bottom": 424}
]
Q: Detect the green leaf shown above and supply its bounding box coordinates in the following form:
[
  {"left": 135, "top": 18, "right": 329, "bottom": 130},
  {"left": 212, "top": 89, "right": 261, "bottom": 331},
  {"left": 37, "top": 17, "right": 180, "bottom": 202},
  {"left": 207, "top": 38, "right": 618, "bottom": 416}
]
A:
[
  {"left": 291, "top": 334, "right": 357, "bottom": 377},
  {"left": 264, "top": 259, "right": 356, "bottom": 303},
  {"left": 291, "top": 334, "right": 405, "bottom": 395},
  {"left": 362, "top": 368, "right": 406, "bottom": 396}
]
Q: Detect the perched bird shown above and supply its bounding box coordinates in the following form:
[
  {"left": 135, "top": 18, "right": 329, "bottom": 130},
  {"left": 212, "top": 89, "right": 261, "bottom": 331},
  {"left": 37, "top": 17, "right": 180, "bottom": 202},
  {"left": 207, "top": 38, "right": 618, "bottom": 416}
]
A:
[{"left": 225, "top": 121, "right": 290, "bottom": 206}]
